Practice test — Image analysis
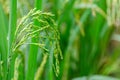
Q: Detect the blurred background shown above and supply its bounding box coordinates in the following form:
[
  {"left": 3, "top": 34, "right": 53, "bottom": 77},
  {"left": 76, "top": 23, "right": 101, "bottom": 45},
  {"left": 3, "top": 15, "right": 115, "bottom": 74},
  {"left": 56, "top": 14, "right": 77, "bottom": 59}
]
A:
[{"left": 0, "top": 0, "right": 120, "bottom": 80}]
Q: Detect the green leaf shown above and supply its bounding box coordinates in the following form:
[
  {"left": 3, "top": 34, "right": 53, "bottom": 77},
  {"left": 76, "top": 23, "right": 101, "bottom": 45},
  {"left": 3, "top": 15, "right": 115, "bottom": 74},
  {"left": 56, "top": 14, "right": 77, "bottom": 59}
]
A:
[
  {"left": 72, "top": 75, "right": 119, "bottom": 80},
  {"left": 0, "top": 3, "right": 8, "bottom": 80},
  {"left": 8, "top": 0, "right": 17, "bottom": 79},
  {"left": 26, "top": 0, "right": 42, "bottom": 80}
]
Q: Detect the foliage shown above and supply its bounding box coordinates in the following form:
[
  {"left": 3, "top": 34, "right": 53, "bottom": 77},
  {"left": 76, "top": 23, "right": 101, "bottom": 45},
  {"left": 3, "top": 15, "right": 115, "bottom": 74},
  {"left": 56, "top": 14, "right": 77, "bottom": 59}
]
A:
[{"left": 0, "top": 0, "right": 120, "bottom": 80}]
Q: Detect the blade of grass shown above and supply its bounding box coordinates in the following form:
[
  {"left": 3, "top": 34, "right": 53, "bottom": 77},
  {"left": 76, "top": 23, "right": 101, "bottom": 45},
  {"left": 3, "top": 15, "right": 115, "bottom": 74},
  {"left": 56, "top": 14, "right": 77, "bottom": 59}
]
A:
[
  {"left": 61, "top": 10, "right": 91, "bottom": 80},
  {"left": 14, "top": 50, "right": 25, "bottom": 80},
  {"left": 26, "top": 0, "right": 42, "bottom": 80},
  {"left": 78, "top": 0, "right": 107, "bottom": 76},
  {"left": 0, "top": 4, "right": 8, "bottom": 80},
  {"left": 35, "top": 54, "right": 48, "bottom": 80},
  {"left": 88, "top": 0, "right": 107, "bottom": 74},
  {"left": 52, "top": 0, "right": 60, "bottom": 20},
  {"left": 58, "top": 0, "right": 75, "bottom": 53},
  {"left": 8, "top": 0, "right": 17, "bottom": 53},
  {"left": 12, "top": 56, "right": 22, "bottom": 80},
  {"left": 35, "top": 0, "right": 42, "bottom": 10},
  {"left": 45, "top": 44, "right": 54, "bottom": 80},
  {"left": 7, "top": 0, "right": 17, "bottom": 79}
]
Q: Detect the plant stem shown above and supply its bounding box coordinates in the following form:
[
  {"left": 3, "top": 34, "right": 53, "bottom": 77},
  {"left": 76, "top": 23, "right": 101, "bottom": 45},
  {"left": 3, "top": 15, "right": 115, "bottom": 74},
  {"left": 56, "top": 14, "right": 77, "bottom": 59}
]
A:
[
  {"left": 8, "top": 0, "right": 17, "bottom": 80},
  {"left": 8, "top": 0, "right": 17, "bottom": 52},
  {"left": 26, "top": 0, "right": 42, "bottom": 80},
  {"left": 0, "top": 4, "right": 8, "bottom": 80},
  {"left": 35, "top": 0, "right": 42, "bottom": 10}
]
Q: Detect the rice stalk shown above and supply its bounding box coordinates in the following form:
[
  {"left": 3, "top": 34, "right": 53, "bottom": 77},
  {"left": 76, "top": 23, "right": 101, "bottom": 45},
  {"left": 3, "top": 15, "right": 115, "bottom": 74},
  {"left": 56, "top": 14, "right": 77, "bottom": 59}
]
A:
[
  {"left": 11, "top": 8, "right": 62, "bottom": 79},
  {"left": 34, "top": 54, "right": 48, "bottom": 80},
  {"left": 12, "top": 56, "right": 21, "bottom": 80},
  {"left": 7, "top": 0, "right": 17, "bottom": 79},
  {"left": 0, "top": 4, "right": 8, "bottom": 80}
]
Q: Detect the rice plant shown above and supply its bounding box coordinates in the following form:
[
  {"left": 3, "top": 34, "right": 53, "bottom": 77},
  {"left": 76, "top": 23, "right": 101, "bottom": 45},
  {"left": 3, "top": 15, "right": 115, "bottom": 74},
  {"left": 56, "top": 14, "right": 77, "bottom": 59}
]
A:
[
  {"left": 0, "top": 0, "right": 62, "bottom": 80},
  {"left": 0, "top": 0, "right": 120, "bottom": 80}
]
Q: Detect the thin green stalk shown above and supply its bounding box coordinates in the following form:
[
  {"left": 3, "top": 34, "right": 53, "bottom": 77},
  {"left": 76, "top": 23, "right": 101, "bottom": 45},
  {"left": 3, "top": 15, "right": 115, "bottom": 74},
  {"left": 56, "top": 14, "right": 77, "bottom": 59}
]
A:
[
  {"left": 0, "top": 4, "right": 8, "bottom": 80},
  {"left": 35, "top": 0, "right": 42, "bottom": 10},
  {"left": 26, "top": 0, "right": 42, "bottom": 80},
  {"left": 61, "top": 10, "right": 91, "bottom": 80},
  {"left": 88, "top": 0, "right": 106, "bottom": 74},
  {"left": 8, "top": 0, "right": 17, "bottom": 53},
  {"left": 58, "top": 0, "right": 75, "bottom": 53},
  {"left": 8, "top": 0, "right": 17, "bottom": 80},
  {"left": 52, "top": 0, "right": 59, "bottom": 20},
  {"left": 45, "top": 44, "right": 54, "bottom": 80},
  {"left": 34, "top": 54, "right": 48, "bottom": 80}
]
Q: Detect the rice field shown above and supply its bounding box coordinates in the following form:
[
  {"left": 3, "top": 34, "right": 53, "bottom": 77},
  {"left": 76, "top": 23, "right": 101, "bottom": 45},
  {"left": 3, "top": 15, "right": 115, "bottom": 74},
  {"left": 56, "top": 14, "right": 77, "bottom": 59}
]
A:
[{"left": 0, "top": 0, "right": 120, "bottom": 80}]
